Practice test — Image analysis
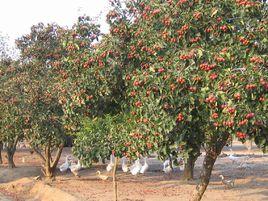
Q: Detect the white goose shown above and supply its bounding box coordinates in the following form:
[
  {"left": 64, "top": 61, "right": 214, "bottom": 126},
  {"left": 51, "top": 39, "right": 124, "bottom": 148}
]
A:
[
  {"left": 163, "top": 159, "right": 172, "bottom": 174},
  {"left": 140, "top": 157, "right": 149, "bottom": 174},
  {"left": 228, "top": 149, "right": 249, "bottom": 164},
  {"left": 130, "top": 159, "right": 142, "bottom": 175},
  {"left": 70, "top": 160, "right": 82, "bottom": 177},
  {"left": 106, "top": 154, "right": 115, "bottom": 172},
  {"left": 219, "top": 175, "right": 235, "bottom": 189},
  {"left": 122, "top": 157, "right": 129, "bottom": 173},
  {"left": 59, "top": 155, "right": 71, "bottom": 172}
]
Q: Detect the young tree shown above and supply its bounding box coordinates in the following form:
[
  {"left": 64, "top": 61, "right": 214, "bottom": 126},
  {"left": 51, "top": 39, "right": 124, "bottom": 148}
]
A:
[{"left": 16, "top": 23, "right": 68, "bottom": 178}]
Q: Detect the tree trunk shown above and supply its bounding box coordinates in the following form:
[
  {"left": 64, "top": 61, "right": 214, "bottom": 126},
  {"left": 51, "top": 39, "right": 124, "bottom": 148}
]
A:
[
  {"left": 0, "top": 141, "right": 3, "bottom": 164},
  {"left": 6, "top": 147, "right": 16, "bottom": 168},
  {"left": 113, "top": 157, "right": 118, "bottom": 201},
  {"left": 191, "top": 151, "right": 217, "bottom": 201},
  {"left": 44, "top": 143, "right": 53, "bottom": 179},
  {"left": 191, "top": 134, "right": 230, "bottom": 201},
  {"left": 6, "top": 137, "right": 19, "bottom": 168},
  {"left": 183, "top": 154, "right": 198, "bottom": 181},
  {"left": 42, "top": 142, "right": 64, "bottom": 180}
]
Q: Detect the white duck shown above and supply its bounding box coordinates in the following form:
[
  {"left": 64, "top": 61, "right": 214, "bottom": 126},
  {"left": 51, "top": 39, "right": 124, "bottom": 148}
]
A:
[
  {"left": 59, "top": 155, "right": 71, "bottom": 172},
  {"left": 70, "top": 160, "right": 82, "bottom": 177},
  {"left": 163, "top": 159, "right": 172, "bottom": 174},
  {"left": 122, "top": 157, "right": 129, "bottom": 173},
  {"left": 106, "top": 154, "right": 115, "bottom": 172},
  {"left": 140, "top": 157, "right": 149, "bottom": 174},
  {"left": 96, "top": 171, "right": 109, "bottom": 180},
  {"left": 130, "top": 159, "right": 142, "bottom": 175},
  {"left": 219, "top": 175, "right": 235, "bottom": 189},
  {"left": 228, "top": 149, "right": 249, "bottom": 164}
]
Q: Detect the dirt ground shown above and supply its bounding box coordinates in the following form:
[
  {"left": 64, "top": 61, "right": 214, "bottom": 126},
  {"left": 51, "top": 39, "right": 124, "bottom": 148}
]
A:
[{"left": 0, "top": 142, "right": 267, "bottom": 201}]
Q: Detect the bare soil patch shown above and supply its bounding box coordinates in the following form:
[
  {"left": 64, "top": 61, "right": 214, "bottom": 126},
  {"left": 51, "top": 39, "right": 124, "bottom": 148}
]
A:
[{"left": 0, "top": 142, "right": 267, "bottom": 201}]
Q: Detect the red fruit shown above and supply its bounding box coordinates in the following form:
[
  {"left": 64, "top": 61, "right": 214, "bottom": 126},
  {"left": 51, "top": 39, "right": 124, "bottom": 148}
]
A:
[
  {"left": 209, "top": 73, "right": 218, "bottom": 80},
  {"left": 177, "top": 77, "right": 186, "bottom": 84},
  {"left": 245, "top": 84, "right": 256, "bottom": 90},
  {"left": 212, "top": 113, "right": 219, "bottom": 119},
  {"left": 245, "top": 113, "right": 255, "bottom": 119},
  {"left": 131, "top": 111, "right": 136, "bottom": 115},
  {"left": 125, "top": 75, "right": 131, "bottom": 80},
  {"left": 220, "top": 25, "right": 228, "bottom": 32},
  {"left": 130, "top": 91, "right": 136, "bottom": 97},
  {"left": 205, "top": 94, "right": 217, "bottom": 103},
  {"left": 189, "top": 86, "right": 197, "bottom": 92},
  {"left": 223, "top": 121, "right": 234, "bottom": 127},
  {"left": 152, "top": 9, "right": 161, "bottom": 15},
  {"left": 238, "top": 119, "right": 248, "bottom": 126},
  {"left": 234, "top": 93, "right": 241, "bottom": 100},
  {"left": 143, "top": 118, "right": 149, "bottom": 123},
  {"left": 213, "top": 122, "right": 220, "bottom": 127},
  {"left": 146, "top": 142, "right": 152, "bottom": 149},
  {"left": 259, "top": 96, "right": 265, "bottom": 102},
  {"left": 228, "top": 108, "right": 236, "bottom": 114},
  {"left": 236, "top": 132, "right": 247, "bottom": 139},
  {"left": 170, "top": 84, "right": 176, "bottom": 91},
  {"left": 135, "top": 101, "right": 142, "bottom": 107},
  {"left": 158, "top": 68, "right": 165, "bottom": 73},
  {"left": 133, "top": 80, "right": 140, "bottom": 87},
  {"left": 177, "top": 113, "right": 184, "bottom": 121},
  {"left": 146, "top": 90, "right": 151, "bottom": 97}
]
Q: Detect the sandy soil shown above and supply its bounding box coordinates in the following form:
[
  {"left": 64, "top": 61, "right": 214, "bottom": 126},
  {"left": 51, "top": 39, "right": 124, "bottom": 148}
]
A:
[{"left": 0, "top": 142, "right": 267, "bottom": 201}]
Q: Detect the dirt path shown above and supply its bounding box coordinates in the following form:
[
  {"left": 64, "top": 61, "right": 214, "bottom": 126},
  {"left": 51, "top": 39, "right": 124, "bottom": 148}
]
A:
[
  {"left": 0, "top": 141, "right": 267, "bottom": 201},
  {"left": 0, "top": 194, "right": 12, "bottom": 201}
]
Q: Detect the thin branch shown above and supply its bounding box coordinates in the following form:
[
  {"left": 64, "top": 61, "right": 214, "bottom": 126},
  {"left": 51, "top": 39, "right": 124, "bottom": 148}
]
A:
[{"left": 33, "top": 147, "right": 46, "bottom": 162}]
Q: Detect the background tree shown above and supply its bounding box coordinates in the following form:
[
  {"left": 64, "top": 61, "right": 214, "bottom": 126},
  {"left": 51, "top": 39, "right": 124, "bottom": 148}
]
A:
[
  {"left": 16, "top": 23, "right": 68, "bottom": 178},
  {"left": 0, "top": 34, "right": 23, "bottom": 167},
  {"left": 0, "top": 60, "right": 26, "bottom": 168}
]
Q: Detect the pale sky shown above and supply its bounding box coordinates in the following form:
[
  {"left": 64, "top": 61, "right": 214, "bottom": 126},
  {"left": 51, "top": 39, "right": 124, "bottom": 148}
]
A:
[{"left": 0, "top": 0, "right": 110, "bottom": 44}]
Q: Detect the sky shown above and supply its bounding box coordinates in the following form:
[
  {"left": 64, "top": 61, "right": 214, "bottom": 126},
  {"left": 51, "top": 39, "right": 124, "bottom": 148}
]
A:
[{"left": 0, "top": 0, "right": 110, "bottom": 45}]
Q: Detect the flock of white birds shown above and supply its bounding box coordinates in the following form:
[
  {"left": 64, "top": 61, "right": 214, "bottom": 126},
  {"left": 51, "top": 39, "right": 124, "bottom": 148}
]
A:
[
  {"left": 58, "top": 148, "right": 254, "bottom": 183},
  {"left": 58, "top": 153, "right": 183, "bottom": 179},
  {"left": 59, "top": 155, "right": 84, "bottom": 177}
]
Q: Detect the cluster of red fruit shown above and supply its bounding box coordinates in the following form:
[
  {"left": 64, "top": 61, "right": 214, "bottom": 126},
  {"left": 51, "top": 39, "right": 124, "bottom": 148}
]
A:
[
  {"left": 177, "top": 77, "right": 186, "bottom": 84},
  {"left": 83, "top": 57, "right": 94, "bottom": 69},
  {"left": 129, "top": 132, "right": 143, "bottom": 139},
  {"left": 234, "top": 93, "right": 241, "bottom": 100},
  {"left": 211, "top": 113, "right": 219, "bottom": 119},
  {"left": 179, "top": 54, "right": 193, "bottom": 60},
  {"left": 238, "top": 119, "right": 248, "bottom": 126},
  {"left": 245, "top": 84, "right": 256, "bottom": 90},
  {"left": 177, "top": 24, "right": 189, "bottom": 38},
  {"left": 135, "top": 101, "right": 142, "bottom": 107},
  {"left": 190, "top": 36, "right": 201, "bottom": 43},
  {"left": 158, "top": 67, "right": 165, "bottom": 73},
  {"left": 205, "top": 94, "right": 217, "bottom": 104},
  {"left": 245, "top": 112, "right": 255, "bottom": 119},
  {"left": 239, "top": 37, "right": 250, "bottom": 45},
  {"left": 250, "top": 56, "right": 264, "bottom": 64},
  {"left": 215, "top": 56, "right": 225, "bottom": 63},
  {"left": 223, "top": 120, "right": 234, "bottom": 128},
  {"left": 219, "top": 25, "right": 228, "bottom": 32},
  {"left": 236, "top": 0, "right": 257, "bottom": 7},
  {"left": 236, "top": 131, "right": 247, "bottom": 139},
  {"left": 177, "top": 113, "right": 184, "bottom": 122},
  {"left": 209, "top": 73, "right": 218, "bottom": 80},
  {"left": 199, "top": 63, "right": 217, "bottom": 71}
]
